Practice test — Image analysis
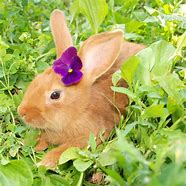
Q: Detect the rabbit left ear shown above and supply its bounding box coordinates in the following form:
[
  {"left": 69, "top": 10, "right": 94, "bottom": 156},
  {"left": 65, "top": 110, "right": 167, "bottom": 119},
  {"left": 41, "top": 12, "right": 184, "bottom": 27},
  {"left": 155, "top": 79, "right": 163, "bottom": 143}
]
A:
[
  {"left": 79, "top": 30, "right": 123, "bottom": 84},
  {"left": 50, "top": 9, "right": 73, "bottom": 58}
]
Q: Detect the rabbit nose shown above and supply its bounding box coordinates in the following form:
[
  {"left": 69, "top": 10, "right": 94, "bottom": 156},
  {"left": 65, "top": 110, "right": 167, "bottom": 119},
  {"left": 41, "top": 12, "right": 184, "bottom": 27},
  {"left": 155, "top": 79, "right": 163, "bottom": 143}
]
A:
[{"left": 17, "top": 105, "right": 27, "bottom": 117}]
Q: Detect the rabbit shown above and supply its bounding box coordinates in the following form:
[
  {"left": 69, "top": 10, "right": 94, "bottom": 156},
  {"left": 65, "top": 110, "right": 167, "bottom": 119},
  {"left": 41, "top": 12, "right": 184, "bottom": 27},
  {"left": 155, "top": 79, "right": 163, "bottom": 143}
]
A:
[{"left": 17, "top": 9, "right": 145, "bottom": 167}]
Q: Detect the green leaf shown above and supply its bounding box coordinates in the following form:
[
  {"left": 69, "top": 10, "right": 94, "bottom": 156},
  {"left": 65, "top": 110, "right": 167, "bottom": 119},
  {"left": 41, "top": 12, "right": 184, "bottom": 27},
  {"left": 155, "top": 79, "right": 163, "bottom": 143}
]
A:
[
  {"left": 155, "top": 74, "right": 185, "bottom": 104},
  {"left": 151, "top": 163, "right": 186, "bottom": 186},
  {"left": 9, "top": 146, "right": 20, "bottom": 157},
  {"left": 24, "top": 129, "right": 39, "bottom": 147},
  {"left": 70, "top": 0, "right": 80, "bottom": 19},
  {"left": 73, "top": 159, "right": 93, "bottom": 172},
  {"left": 78, "top": 0, "right": 108, "bottom": 33},
  {"left": 76, "top": 172, "right": 84, "bottom": 186},
  {"left": 150, "top": 41, "right": 175, "bottom": 76},
  {"left": 103, "top": 168, "right": 126, "bottom": 186},
  {"left": 112, "top": 70, "right": 122, "bottom": 86},
  {"left": 116, "top": 130, "right": 147, "bottom": 164},
  {"left": 176, "top": 31, "right": 186, "bottom": 57},
  {"left": 137, "top": 40, "right": 176, "bottom": 78},
  {"left": 36, "top": 61, "right": 49, "bottom": 72},
  {"left": 121, "top": 55, "right": 140, "bottom": 87},
  {"left": 123, "top": 122, "right": 138, "bottom": 136},
  {"left": 142, "top": 104, "right": 169, "bottom": 119},
  {"left": 111, "top": 86, "right": 136, "bottom": 99},
  {"left": 3, "top": 54, "right": 13, "bottom": 62},
  {"left": 98, "top": 150, "right": 116, "bottom": 166},
  {"left": 9, "top": 61, "right": 20, "bottom": 74},
  {"left": 0, "top": 160, "right": 33, "bottom": 186},
  {"left": 49, "top": 175, "right": 71, "bottom": 186},
  {"left": 59, "top": 147, "right": 80, "bottom": 164},
  {"left": 135, "top": 47, "right": 155, "bottom": 85},
  {"left": 125, "top": 20, "right": 144, "bottom": 33},
  {"left": 144, "top": 6, "right": 158, "bottom": 16},
  {"left": 32, "top": 174, "right": 70, "bottom": 186},
  {"left": 88, "top": 133, "right": 97, "bottom": 152}
]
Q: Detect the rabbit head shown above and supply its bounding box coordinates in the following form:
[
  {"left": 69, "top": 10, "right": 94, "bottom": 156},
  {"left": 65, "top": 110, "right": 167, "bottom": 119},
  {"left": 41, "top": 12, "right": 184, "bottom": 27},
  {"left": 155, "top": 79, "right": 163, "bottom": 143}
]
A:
[{"left": 17, "top": 10, "right": 125, "bottom": 132}]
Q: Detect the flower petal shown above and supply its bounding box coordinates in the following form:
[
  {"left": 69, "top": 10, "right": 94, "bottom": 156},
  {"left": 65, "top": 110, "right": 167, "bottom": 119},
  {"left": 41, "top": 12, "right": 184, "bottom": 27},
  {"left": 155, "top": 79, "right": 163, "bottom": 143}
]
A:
[
  {"left": 62, "top": 70, "right": 83, "bottom": 86},
  {"left": 53, "top": 63, "right": 69, "bottom": 76},
  {"left": 71, "top": 56, "right": 83, "bottom": 70},
  {"left": 61, "top": 46, "right": 77, "bottom": 65},
  {"left": 53, "top": 58, "right": 63, "bottom": 66}
]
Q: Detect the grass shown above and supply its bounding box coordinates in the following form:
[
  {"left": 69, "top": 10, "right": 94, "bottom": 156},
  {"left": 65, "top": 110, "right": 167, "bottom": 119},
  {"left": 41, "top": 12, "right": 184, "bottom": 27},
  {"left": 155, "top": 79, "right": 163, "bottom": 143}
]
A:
[{"left": 0, "top": 0, "right": 186, "bottom": 185}]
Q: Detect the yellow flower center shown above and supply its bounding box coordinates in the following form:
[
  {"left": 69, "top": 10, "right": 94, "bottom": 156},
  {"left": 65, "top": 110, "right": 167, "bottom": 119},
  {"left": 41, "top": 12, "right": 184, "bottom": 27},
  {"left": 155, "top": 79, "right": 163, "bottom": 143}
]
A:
[{"left": 68, "top": 69, "right": 73, "bottom": 73}]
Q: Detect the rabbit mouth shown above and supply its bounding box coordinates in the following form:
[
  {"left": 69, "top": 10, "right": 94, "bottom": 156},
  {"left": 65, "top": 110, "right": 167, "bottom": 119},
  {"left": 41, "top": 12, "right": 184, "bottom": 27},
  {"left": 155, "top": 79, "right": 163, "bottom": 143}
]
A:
[{"left": 22, "top": 115, "right": 46, "bottom": 129}]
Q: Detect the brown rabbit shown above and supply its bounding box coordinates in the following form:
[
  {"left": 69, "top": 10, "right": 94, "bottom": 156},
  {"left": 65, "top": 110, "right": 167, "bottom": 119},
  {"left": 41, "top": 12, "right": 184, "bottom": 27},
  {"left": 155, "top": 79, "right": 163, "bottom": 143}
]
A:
[{"left": 18, "top": 9, "right": 145, "bottom": 167}]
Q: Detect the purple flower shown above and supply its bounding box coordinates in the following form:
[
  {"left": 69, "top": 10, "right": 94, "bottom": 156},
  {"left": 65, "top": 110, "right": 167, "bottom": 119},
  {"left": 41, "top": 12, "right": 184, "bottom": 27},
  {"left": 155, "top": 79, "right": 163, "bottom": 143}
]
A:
[{"left": 53, "top": 47, "right": 83, "bottom": 86}]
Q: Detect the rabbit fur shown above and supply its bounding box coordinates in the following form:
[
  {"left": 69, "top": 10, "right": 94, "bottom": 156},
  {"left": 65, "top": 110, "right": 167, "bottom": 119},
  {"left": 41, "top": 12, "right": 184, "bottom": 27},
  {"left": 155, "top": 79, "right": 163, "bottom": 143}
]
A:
[{"left": 18, "top": 9, "right": 145, "bottom": 167}]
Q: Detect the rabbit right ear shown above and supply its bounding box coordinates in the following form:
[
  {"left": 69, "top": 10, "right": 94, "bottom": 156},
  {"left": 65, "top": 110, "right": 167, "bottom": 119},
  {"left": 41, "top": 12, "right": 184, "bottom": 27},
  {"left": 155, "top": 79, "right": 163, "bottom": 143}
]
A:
[
  {"left": 79, "top": 30, "right": 123, "bottom": 84},
  {"left": 50, "top": 9, "right": 73, "bottom": 58}
]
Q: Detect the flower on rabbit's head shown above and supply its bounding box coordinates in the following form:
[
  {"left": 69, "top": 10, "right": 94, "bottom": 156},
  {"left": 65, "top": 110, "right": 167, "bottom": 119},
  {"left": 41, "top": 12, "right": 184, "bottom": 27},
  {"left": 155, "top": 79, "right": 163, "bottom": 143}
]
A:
[{"left": 53, "top": 47, "right": 83, "bottom": 86}]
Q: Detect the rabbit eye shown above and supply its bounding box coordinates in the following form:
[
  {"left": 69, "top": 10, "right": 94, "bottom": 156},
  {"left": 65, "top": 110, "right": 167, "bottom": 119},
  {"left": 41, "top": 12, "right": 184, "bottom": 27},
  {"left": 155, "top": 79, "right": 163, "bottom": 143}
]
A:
[{"left": 50, "top": 91, "right": 61, "bottom": 100}]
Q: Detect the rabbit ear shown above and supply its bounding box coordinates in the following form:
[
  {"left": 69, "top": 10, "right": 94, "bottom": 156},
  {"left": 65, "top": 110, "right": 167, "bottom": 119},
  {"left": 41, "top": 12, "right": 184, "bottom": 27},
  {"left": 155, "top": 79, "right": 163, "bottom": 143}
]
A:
[
  {"left": 50, "top": 9, "right": 73, "bottom": 58},
  {"left": 79, "top": 30, "right": 123, "bottom": 84}
]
